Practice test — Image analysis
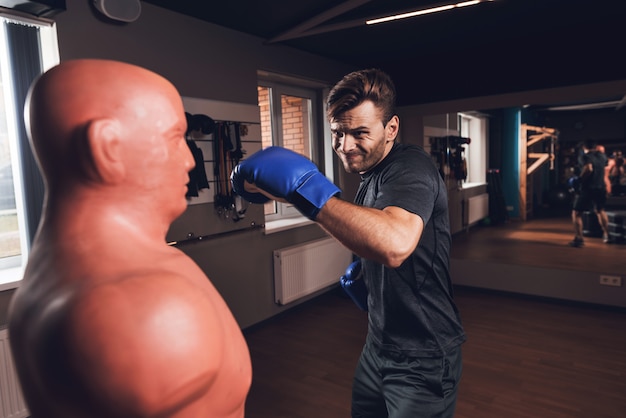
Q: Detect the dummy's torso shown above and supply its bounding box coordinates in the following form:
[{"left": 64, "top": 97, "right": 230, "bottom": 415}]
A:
[{"left": 9, "top": 236, "right": 252, "bottom": 418}]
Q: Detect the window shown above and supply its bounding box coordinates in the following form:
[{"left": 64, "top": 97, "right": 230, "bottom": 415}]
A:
[
  {"left": 459, "top": 112, "right": 488, "bottom": 185},
  {"left": 0, "top": 14, "right": 59, "bottom": 287},
  {"left": 257, "top": 77, "right": 326, "bottom": 225}
]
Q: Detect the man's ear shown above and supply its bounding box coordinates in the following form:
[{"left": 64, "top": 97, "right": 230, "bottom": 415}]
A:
[
  {"left": 86, "top": 119, "right": 125, "bottom": 183},
  {"left": 385, "top": 115, "right": 399, "bottom": 141}
]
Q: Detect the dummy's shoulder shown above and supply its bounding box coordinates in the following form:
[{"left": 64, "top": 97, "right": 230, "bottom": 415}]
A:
[
  {"left": 69, "top": 269, "right": 227, "bottom": 353},
  {"left": 62, "top": 272, "right": 231, "bottom": 415}
]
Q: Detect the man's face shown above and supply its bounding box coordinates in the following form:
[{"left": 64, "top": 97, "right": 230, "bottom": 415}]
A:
[{"left": 330, "top": 100, "right": 398, "bottom": 174}]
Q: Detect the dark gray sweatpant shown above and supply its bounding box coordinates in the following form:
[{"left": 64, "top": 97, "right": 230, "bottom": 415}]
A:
[{"left": 351, "top": 340, "right": 463, "bottom": 418}]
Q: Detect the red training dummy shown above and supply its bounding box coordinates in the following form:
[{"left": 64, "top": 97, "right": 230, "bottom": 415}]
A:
[{"left": 8, "top": 59, "right": 251, "bottom": 418}]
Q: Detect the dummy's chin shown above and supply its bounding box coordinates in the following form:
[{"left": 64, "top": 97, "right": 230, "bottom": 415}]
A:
[
  {"left": 174, "top": 187, "right": 189, "bottom": 213},
  {"left": 170, "top": 199, "right": 187, "bottom": 222}
]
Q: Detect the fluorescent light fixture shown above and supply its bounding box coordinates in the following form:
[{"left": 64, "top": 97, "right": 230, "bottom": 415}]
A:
[
  {"left": 366, "top": 0, "right": 492, "bottom": 25},
  {"left": 544, "top": 101, "right": 622, "bottom": 111}
]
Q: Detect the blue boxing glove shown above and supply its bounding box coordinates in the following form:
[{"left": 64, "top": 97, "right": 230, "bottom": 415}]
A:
[
  {"left": 230, "top": 146, "right": 340, "bottom": 220},
  {"left": 567, "top": 176, "right": 580, "bottom": 193},
  {"left": 340, "top": 260, "right": 368, "bottom": 312}
]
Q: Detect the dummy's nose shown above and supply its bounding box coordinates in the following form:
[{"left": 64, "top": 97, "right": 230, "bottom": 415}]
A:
[{"left": 183, "top": 141, "right": 196, "bottom": 170}]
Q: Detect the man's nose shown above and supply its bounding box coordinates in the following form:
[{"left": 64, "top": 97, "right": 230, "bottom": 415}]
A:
[{"left": 338, "top": 134, "right": 357, "bottom": 153}]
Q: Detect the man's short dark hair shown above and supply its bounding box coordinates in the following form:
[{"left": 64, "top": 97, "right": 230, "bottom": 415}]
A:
[
  {"left": 326, "top": 68, "right": 396, "bottom": 125},
  {"left": 583, "top": 138, "right": 596, "bottom": 150}
]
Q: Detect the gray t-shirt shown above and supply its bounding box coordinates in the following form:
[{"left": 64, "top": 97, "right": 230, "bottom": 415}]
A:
[{"left": 355, "top": 143, "right": 466, "bottom": 357}]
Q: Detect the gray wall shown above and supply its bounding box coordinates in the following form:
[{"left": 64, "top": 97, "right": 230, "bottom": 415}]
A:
[
  {"left": 3, "top": 0, "right": 626, "bottom": 329},
  {"left": 57, "top": 1, "right": 353, "bottom": 108},
  {"left": 450, "top": 259, "right": 626, "bottom": 309},
  {"left": 0, "top": 0, "right": 355, "bottom": 329}
]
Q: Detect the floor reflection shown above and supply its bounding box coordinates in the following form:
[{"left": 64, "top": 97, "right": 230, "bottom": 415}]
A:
[{"left": 450, "top": 215, "right": 626, "bottom": 275}]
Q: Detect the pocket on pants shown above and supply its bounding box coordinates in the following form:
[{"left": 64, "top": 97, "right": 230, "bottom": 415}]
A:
[
  {"left": 440, "top": 347, "right": 462, "bottom": 398},
  {"left": 402, "top": 346, "right": 462, "bottom": 399}
]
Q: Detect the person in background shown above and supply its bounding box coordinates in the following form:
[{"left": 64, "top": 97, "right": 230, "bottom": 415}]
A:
[
  {"left": 569, "top": 139, "right": 609, "bottom": 246},
  {"left": 8, "top": 59, "right": 251, "bottom": 418},
  {"left": 608, "top": 150, "right": 626, "bottom": 196},
  {"left": 231, "top": 68, "right": 466, "bottom": 418},
  {"left": 596, "top": 144, "right": 612, "bottom": 196}
]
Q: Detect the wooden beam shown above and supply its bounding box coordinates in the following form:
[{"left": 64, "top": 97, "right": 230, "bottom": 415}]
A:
[
  {"left": 527, "top": 132, "right": 556, "bottom": 147},
  {"left": 527, "top": 153, "right": 550, "bottom": 175},
  {"left": 267, "top": 0, "right": 373, "bottom": 43}
]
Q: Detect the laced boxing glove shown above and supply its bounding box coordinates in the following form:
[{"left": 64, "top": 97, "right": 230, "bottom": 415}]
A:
[
  {"left": 340, "top": 260, "right": 368, "bottom": 311},
  {"left": 230, "top": 146, "right": 340, "bottom": 220}
]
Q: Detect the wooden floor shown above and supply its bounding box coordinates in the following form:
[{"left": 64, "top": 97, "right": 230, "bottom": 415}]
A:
[
  {"left": 243, "top": 215, "right": 626, "bottom": 417},
  {"left": 450, "top": 214, "right": 626, "bottom": 276},
  {"left": 243, "top": 287, "right": 626, "bottom": 418}
]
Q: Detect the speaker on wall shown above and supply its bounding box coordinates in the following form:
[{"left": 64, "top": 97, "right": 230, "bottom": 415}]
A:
[{"left": 93, "top": 0, "right": 141, "bottom": 23}]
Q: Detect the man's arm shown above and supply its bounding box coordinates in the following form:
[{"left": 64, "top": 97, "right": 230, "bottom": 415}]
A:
[
  {"left": 231, "top": 146, "right": 423, "bottom": 267},
  {"left": 316, "top": 197, "right": 422, "bottom": 268},
  {"left": 580, "top": 161, "right": 593, "bottom": 179}
]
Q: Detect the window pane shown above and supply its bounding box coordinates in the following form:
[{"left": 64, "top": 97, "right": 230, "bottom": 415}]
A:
[
  {"left": 0, "top": 38, "right": 21, "bottom": 266},
  {"left": 279, "top": 94, "right": 311, "bottom": 217},
  {"left": 280, "top": 94, "right": 311, "bottom": 158},
  {"left": 258, "top": 86, "right": 273, "bottom": 149},
  {"left": 0, "top": 16, "right": 59, "bottom": 280},
  {"left": 257, "top": 82, "right": 317, "bottom": 221},
  {"left": 257, "top": 86, "right": 277, "bottom": 216},
  {"left": 460, "top": 113, "right": 487, "bottom": 185}
]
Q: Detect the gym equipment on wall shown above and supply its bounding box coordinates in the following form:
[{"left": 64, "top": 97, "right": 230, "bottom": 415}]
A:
[
  {"left": 520, "top": 124, "right": 559, "bottom": 221},
  {"left": 429, "top": 135, "right": 471, "bottom": 186}
]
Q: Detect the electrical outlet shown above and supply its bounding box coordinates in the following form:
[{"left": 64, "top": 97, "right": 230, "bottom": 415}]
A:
[{"left": 599, "top": 275, "right": 622, "bottom": 287}]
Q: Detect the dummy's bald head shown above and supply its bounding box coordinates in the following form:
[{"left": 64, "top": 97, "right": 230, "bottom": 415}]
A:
[{"left": 26, "top": 59, "right": 185, "bottom": 187}]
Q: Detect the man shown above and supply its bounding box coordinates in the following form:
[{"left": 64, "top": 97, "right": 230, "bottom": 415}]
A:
[
  {"left": 8, "top": 59, "right": 252, "bottom": 418},
  {"left": 231, "top": 68, "right": 466, "bottom": 418},
  {"left": 569, "top": 139, "right": 609, "bottom": 246}
]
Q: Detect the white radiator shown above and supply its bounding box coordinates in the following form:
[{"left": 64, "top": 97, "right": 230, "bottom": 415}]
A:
[
  {"left": 467, "top": 193, "right": 489, "bottom": 225},
  {"left": 0, "top": 329, "right": 28, "bottom": 418},
  {"left": 273, "top": 237, "right": 352, "bottom": 305}
]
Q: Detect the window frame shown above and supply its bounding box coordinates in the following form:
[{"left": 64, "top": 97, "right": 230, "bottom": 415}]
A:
[
  {"left": 0, "top": 13, "right": 59, "bottom": 289},
  {"left": 257, "top": 73, "right": 333, "bottom": 230},
  {"left": 458, "top": 112, "right": 488, "bottom": 186}
]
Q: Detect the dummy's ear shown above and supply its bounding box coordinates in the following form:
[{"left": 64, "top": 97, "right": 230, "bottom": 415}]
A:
[
  {"left": 385, "top": 115, "right": 399, "bottom": 141},
  {"left": 86, "top": 119, "right": 126, "bottom": 183}
]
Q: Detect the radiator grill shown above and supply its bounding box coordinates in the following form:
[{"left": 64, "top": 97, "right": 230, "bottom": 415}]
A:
[
  {"left": 273, "top": 237, "right": 352, "bottom": 305},
  {"left": 0, "top": 329, "right": 28, "bottom": 418},
  {"left": 468, "top": 193, "right": 489, "bottom": 225}
]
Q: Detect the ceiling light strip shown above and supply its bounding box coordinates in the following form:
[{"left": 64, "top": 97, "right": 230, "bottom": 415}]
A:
[{"left": 366, "top": 0, "right": 489, "bottom": 25}]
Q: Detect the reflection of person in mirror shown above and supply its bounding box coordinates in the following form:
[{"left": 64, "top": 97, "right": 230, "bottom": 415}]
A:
[
  {"left": 608, "top": 150, "right": 626, "bottom": 196},
  {"left": 569, "top": 139, "right": 609, "bottom": 247},
  {"left": 8, "top": 59, "right": 251, "bottom": 418},
  {"left": 596, "top": 145, "right": 612, "bottom": 196}
]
